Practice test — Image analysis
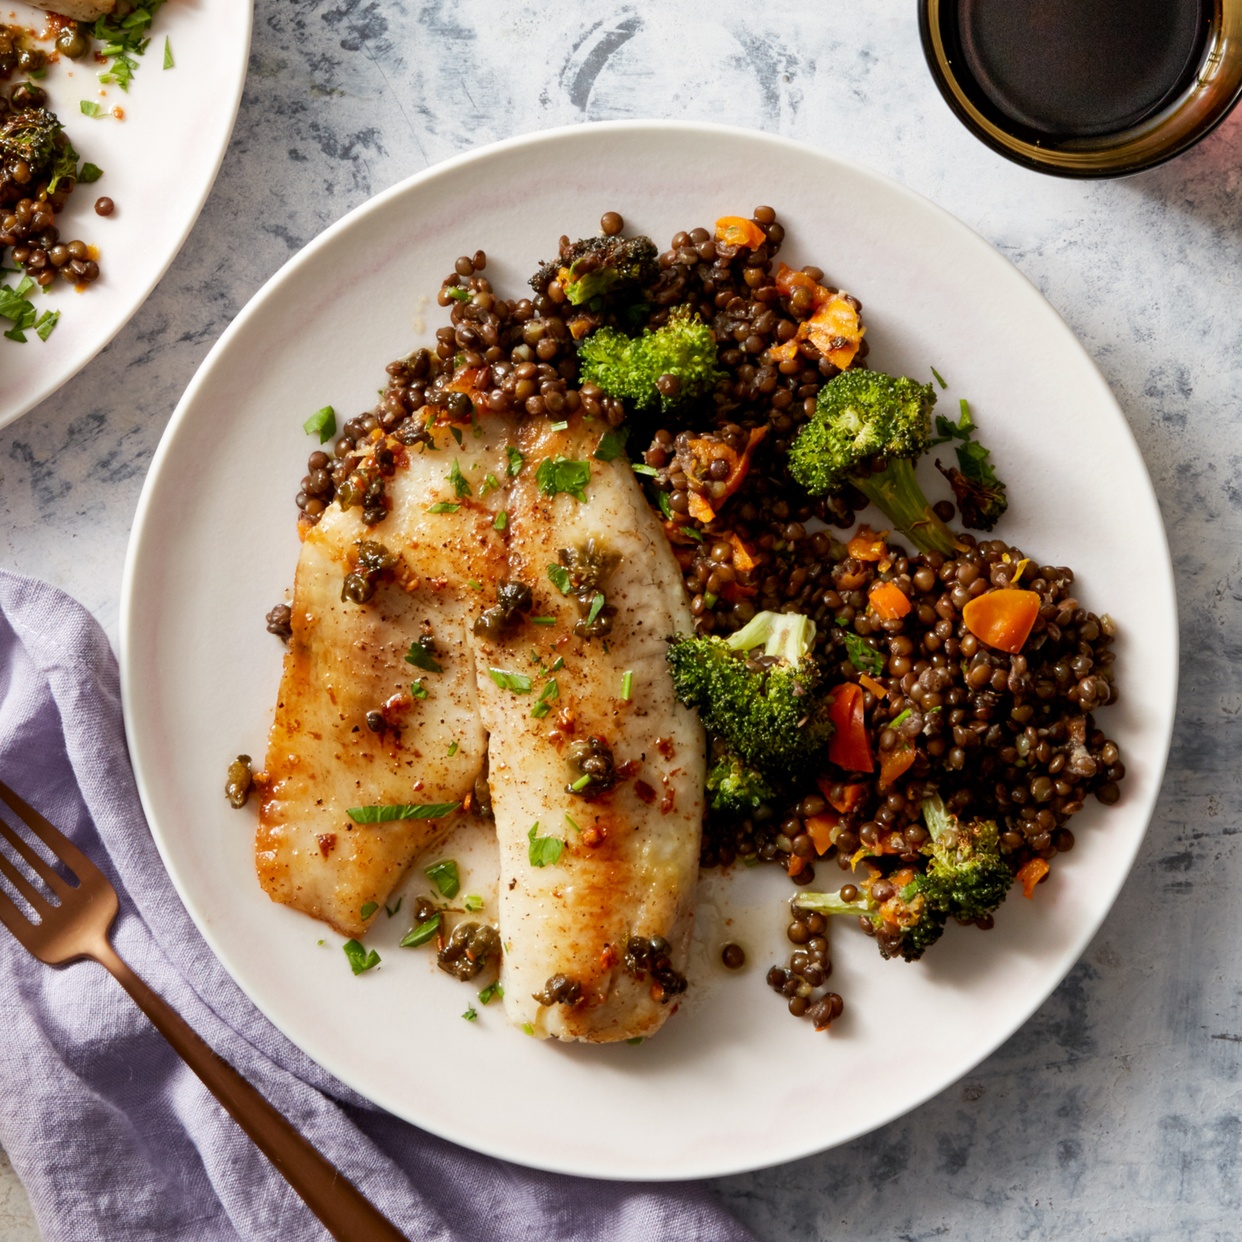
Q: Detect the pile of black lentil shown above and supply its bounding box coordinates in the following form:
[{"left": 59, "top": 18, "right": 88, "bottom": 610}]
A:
[{"left": 289, "top": 206, "right": 1126, "bottom": 1034}]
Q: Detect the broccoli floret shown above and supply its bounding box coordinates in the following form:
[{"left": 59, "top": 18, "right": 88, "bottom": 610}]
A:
[
  {"left": 794, "top": 866, "right": 946, "bottom": 962},
  {"left": 920, "top": 793, "right": 1015, "bottom": 923},
  {"left": 705, "top": 747, "right": 774, "bottom": 815},
  {"left": 530, "top": 234, "right": 658, "bottom": 306},
  {"left": 578, "top": 307, "right": 723, "bottom": 412},
  {"left": 787, "top": 368, "right": 959, "bottom": 555},
  {"left": 666, "top": 609, "right": 830, "bottom": 782}
]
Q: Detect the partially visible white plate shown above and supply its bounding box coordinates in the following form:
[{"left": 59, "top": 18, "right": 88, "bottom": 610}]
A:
[
  {"left": 0, "top": 0, "right": 251, "bottom": 430},
  {"left": 120, "top": 123, "right": 1177, "bottom": 1181}
]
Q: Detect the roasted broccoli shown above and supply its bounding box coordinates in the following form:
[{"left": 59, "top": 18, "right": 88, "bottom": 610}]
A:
[
  {"left": 787, "top": 368, "right": 959, "bottom": 555},
  {"left": 666, "top": 609, "right": 831, "bottom": 783},
  {"left": 530, "top": 233, "right": 658, "bottom": 305},
  {"left": 705, "top": 746, "right": 774, "bottom": 815},
  {"left": 578, "top": 307, "right": 723, "bottom": 412},
  {"left": 794, "top": 866, "right": 947, "bottom": 962},
  {"left": 920, "top": 793, "right": 1015, "bottom": 924}
]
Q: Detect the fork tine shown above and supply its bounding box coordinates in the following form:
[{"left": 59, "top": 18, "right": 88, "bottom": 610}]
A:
[
  {"left": 0, "top": 814, "right": 73, "bottom": 899},
  {"left": 0, "top": 884, "right": 36, "bottom": 942},
  {"left": 0, "top": 779, "right": 98, "bottom": 883},
  {"left": 0, "top": 830, "right": 51, "bottom": 914}
]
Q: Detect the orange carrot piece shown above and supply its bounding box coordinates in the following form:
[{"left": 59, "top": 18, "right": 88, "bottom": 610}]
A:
[
  {"left": 848, "top": 526, "right": 888, "bottom": 562},
  {"left": 962, "top": 588, "right": 1041, "bottom": 654},
  {"left": 729, "top": 533, "right": 757, "bottom": 572},
  {"left": 774, "top": 262, "right": 829, "bottom": 303},
  {"left": 878, "top": 745, "right": 916, "bottom": 789},
  {"left": 815, "top": 778, "right": 869, "bottom": 814},
  {"left": 869, "top": 581, "right": 912, "bottom": 621},
  {"left": 715, "top": 216, "right": 767, "bottom": 249},
  {"left": 802, "top": 294, "right": 865, "bottom": 370},
  {"left": 827, "top": 683, "right": 874, "bottom": 772},
  {"left": 858, "top": 672, "right": 887, "bottom": 699},
  {"left": 1017, "top": 857, "right": 1050, "bottom": 899},
  {"left": 687, "top": 491, "right": 715, "bottom": 523},
  {"left": 804, "top": 813, "right": 840, "bottom": 856}
]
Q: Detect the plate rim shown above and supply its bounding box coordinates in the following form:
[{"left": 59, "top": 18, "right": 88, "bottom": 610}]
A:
[
  {"left": 0, "top": 0, "right": 254, "bottom": 432},
  {"left": 119, "top": 119, "right": 1179, "bottom": 1179}
]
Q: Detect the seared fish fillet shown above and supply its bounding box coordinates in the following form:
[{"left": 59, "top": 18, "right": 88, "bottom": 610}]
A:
[
  {"left": 473, "top": 415, "right": 706, "bottom": 1042},
  {"left": 257, "top": 418, "right": 511, "bottom": 936}
]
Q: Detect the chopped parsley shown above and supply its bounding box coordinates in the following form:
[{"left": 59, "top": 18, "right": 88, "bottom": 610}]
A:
[
  {"left": 303, "top": 405, "right": 336, "bottom": 444},
  {"left": 890, "top": 708, "right": 913, "bottom": 728},
  {"left": 843, "top": 631, "right": 885, "bottom": 677},
  {"left": 425, "top": 859, "right": 460, "bottom": 899},
  {"left": 522, "top": 1022, "right": 535, "bottom": 1036},
  {"left": 626, "top": 1037, "right": 644, "bottom": 1045},
  {"left": 535, "top": 456, "right": 590, "bottom": 502},
  {"left": 547, "top": 564, "right": 572, "bottom": 595},
  {"left": 94, "top": 0, "right": 167, "bottom": 91},
  {"left": 79, "top": 101, "right": 102, "bottom": 118},
  {"left": 527, "top": 821, "right": 564, "bottom": 867},
  {"left": 449, "top": 459, "right": 472, "bottom": 497},
  {"left": 463, "top": 894, "right": 484, "bottom": 912},
  {"left": 428, "top": 501, "right": 460, "bottom": 513},
  {"left": 447, "top": 740, "right": 459, "bottom": 756},
  {"left": 506, "top": 445, "right": 524, "bottom": 476},
  {"left": 931, "top": 366, "right": 947, "bottom": 389},
  {"left": 565, "top": 814, "right": 581, "bottom": 835},
  {"left": 400, "top": 914, "right": 442, "bottom": 948},
  {"left": 656, "top": 491, "right": 673, "bottom": 519},
  {"left": 359, "top": 901, "right": 378, "bottom": 920},
  {"left": 450, "top": 425, "right": 463, "bottom": 445},
  {"left": 531, "top": 616, "right": 555, "bottom": 626},
  {"left": 549, "top": 420, "right": 569, "bottom": 431},
  {"left": 569, "top": 774, "right": 592, "bottom": 793},
  {"left": 411, "top": 679, "right": 429, "bottom": 700},
  {"left": 346, "top": 802, "right": 461, "bottom": 823},
  {"left": 78, "top": 162, "right": 104, "bottom": 184},
  {"left": 481, "top": 472, "right": 500, "bottom": 494},
  {"left": 488, "top": 668, "right": 532, "bottom": 693},
  {"left": 462, "top": 1006, "right": 478, "bottom": 1021},
  {"left": 586, "top": 592, "right": 605, "bottom": 626},
  {"left": 550, "top": 656, "right": 565, "bottom": 672},
  {"left": 384, "top": 897, "right": 403, "bottom": 918},
  {"left": 631, "top": 463, "right": 658, "bottom": 477},
  {"left": 620, "top": 670, "right": 633, "bottom": 701},
  {"left": 493, "top": 510, "right": 508, "bottom": 531},
  {"left": 404, "top": 639, "right": 443, "bottom": 673},
  {"left": 478, "top": 981, "right": 504, "bottom": 1005},
  {"left": 163, "top": 36, "right": 173, "bottom": 68},
  {"left": 593, "top": 427, "right": 629, "bottom": 462},
  {"left": 342, "top": 939, "right": 380, "bottom": 974},
  {"left": 467, "top": 580, "right": 483, "bottom": 592},
  {"left": 530, "top": 678, "right": 559, "bottom": 719}
]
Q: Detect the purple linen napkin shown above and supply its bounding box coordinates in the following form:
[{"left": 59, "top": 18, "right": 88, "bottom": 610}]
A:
[{"left": 0, "top": 571, "right": 757, "bottom": 1242}]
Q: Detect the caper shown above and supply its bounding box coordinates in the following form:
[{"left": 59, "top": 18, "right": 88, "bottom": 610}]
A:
[
  {"left": 532, "top": 973, "right": 581, "bottom": 1007},
  {"left": 225, "top": 755, "right": 253, "bottom": 808},
  {"left": 437, "top": 921, "right": 499, "bottom": 980},
  {"left": 55, "top": 25, "right": 91, "bottom": 60}
]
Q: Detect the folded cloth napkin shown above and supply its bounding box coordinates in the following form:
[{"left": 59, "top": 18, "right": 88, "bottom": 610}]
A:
[{"left": 0, "top": 571, "right": 756, "bottom": 1242}]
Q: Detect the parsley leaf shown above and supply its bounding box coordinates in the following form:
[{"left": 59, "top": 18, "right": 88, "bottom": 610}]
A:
[
  {"left": 930, "top": 366, "right": 947, "bottom": 389},
  {"left": 303, "top": 405, "right": 336, "bottom": 444},
  {"left": 527, "top": 821, "right": 564, "bottom": 867},
  {"left": 843, "top": 631, "right": 885, "bottom": 677},
  {"left": 535, "top": 456, "right": 590, "bottom": 502},
  {"left": 447, "top": 286, "right": 471, "bottom": 302},
  {"left": 656, "top": 491, "right": 673, "bottom": 519},
  {"left": 593, "top": 427, "right": 629, "bottom": 462},
  {"left": 478, "top": 981, "right": 504, "bottom": 1004},
  {"left": 449, "top": 459, "right": 472, "bottom": 498},
  {"left": 425, "top": 859, "right": 460, "bottom": 899},
  {"left": 493, "top": 509, "right": 508, "bottom": 531},
  {"left": 530, "top": 678, "right": 559, "bottom": 719},
  {"left": 343, "top": 939, "right": 380, "bottom": 974},
  {"left": 488, "top": 668, "right": 532, "bottom": 693},
  {"left": 79, "top": 100, "right": 102, "bottom": 117},
  {"left": 586, "top": 592, "right": 605, "bottom": 626},
  {"left": 411, "top": 679, "right": 429, "bottom": 700},
  {"left": 464, "top": 894, "right": 484, "bottom": 911},
  {"left": 620, "top": 670, "right": 633, "bottom": 700},
  {"left": 404, "top": 639, "right": 443, "bottom": 673},
  {"left": 162, "top": 36, "right": 173, "bottom": 68},
  {"left": 384, "top": 897, "right": 403, "bottom": 918},
  {"left": 346, "top": 802, "right": 460, "bottom": 823},
  {"left": 400, "top": 914, "right": 442, "bottom": 948},
  {"left": 78, "top": 162, "right": 104, "bottom": 184},
  {"left": 360, "top": 901, "right": 378, "bottom": 920},
  {"left": 506, "top": 446, "right": 524, "bottom": 476},
  {"left": 428, "top": 501, "right": 460, "bottom": 513},
  {"left": 547, "top": 564, "right": 572, "bottom": 595},
  {"left": 462, "top": 1006, "right": 478, "bottom": 1021}
]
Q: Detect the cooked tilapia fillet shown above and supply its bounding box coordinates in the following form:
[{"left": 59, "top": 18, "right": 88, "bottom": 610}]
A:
[
  {"left": 473, "top": 416, "right": 706, "bottom": 1042},
  {"left": 257, "top": 419, "right": 511, "bottom": 937}
]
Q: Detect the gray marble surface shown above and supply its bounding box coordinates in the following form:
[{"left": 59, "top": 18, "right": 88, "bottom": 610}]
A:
[{"left": 1, "top": 3, "right": 1239, "bottom": 1239}]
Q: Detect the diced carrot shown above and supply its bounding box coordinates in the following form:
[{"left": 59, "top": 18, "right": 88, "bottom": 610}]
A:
[
  {"left": 687, "top": 491, "right": 715, "bottom": 523},
  {"left": 567, "top": 315, "right": 594, "bottom": 340},
  {"left": 675, "top": 426, "right": 768, "bottom": 523},
  {"left": 774, "top": 262, "right": 829, "bottom": 303},
  {"left": 858, "top": 672, "right": 887, "bottom": 699},
  {"left": 827, "top": 683, "right": 874, "bottom": 772},
  {"left": 869, "top": 581, "right": 912, "bottom": 621},
  {"left": 729, "top": 533, "right": 757, "bottom": 572},
  {"left": 1017, "top": 857, "right": 1050, "bottom": 899},
  {"left": 765, "top": 340, "right": 799, "bottom": 364},
  {"left": 715, "top": 216, "right": 767, "bottom": 249},
  {"left": 805, "top": 813, "right": 840, "bottom": 856},
  {"left": 816, "top": 777, "right": 869, "bottom": 814},
  {"left": 848, "top": 526, "right": 888, "bottom": 562},
  {"left": 787, "top": 854, "right": 807, "bottom": 877},
  {"left": 803, "top": 294, "right": 865, "bottom": 370},
  {"left": 878, "top": 745, "right": 916, "bottom": 789},
  {"left": 962, "top": 588, "right": 1041, "bottom": 654}
]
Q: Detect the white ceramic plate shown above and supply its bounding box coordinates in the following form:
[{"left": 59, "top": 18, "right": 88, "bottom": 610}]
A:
[
  {"left": 120, "top": 123, "right": 1177, "bottom": 1181},
  {"left": 0, "top": 0, "right": 251, "bottom": 430}
]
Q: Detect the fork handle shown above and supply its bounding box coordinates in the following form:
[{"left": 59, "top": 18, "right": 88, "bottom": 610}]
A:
[{"left": 92, "top": 940, "right": 410, "bottom": 1242}]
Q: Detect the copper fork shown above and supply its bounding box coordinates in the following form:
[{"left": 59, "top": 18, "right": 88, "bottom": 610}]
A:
[{"left": 0, "top": 778, "right": 409, "bottom": 1242}]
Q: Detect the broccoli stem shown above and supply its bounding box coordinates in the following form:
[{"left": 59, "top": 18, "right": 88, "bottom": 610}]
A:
[
  {"left": 792, "top": 891, "right": 861, "bottom": 918},
  {"left": 850, "top": 457, "right": 960, "bottom": 556}
]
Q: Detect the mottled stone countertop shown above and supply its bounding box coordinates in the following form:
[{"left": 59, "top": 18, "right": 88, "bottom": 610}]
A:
[{"left": 2, "top": 3, "right": 1240, "bottom": 1239}]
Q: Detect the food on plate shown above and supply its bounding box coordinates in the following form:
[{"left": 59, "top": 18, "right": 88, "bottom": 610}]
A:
[
  {"left": 27, "top": 0, "right": 117, "bottom": 21},
  {"left": 246, "top": 205, "right": 1126, "bottom": 1040},
  {"left": 471, "top": 416, "right": 704, "bottom": 1041}
]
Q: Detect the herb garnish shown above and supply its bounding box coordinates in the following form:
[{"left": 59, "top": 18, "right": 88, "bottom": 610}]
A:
[
  {"left": 447, "top": 740, "right": 459, "bottom": 756},
  {"left": 488, "top": 668, "right": 532, "bottom": 693},
  {"left": 620, "top": 670, "right": 633, "bottom": 701},
  {"left": 843, "top": 631, "right": 885, "bottom": 677},
  {"left": 547, "top": 564, "right": 572, "bottom": 595},
  {"left": 462, "top": 1007, "right": 478, "bottom": 1021},
  {"left": 530, "top": 678, "right": 559, "bottom": 719},
  {"left": 463, "top": 894, "right": 484, "bottom": 912},
  {"left": 79, "top": 101, "right": 102, "bottom": 118},
  {"left": 425, "top": 859, "right": 460, "bottom": 899},
  {"left": 343, "top": 939, "right": 380, "bottom": 974},
  {"left": 428, "top": 501, "right": 460, "bottom": 513},
  {"left": 593, "top": 427, "right": 629, "bottom": 462},
  {"left": 404, "top": 639, "right": 443, "bottom": 673},
  {"left": 535, "top": 457, "right": 590, "bottom": 502},
  {"left": 78, "top": 163, "right": 104, "bottom": 184},
  {"left": 346, "top": 802, "right": 461, "bottom": 823},
  {"left": 656, "top": 491, "right": 673, "bottom": 519},
  {"left": 303, "top": 405, "right": 336, "bottom": 444},
  {"left": 631, "top": 463, "right": 658, "bottom": 477},
  {"left": 527, "top": 821, "right": 564, "bottom": 867},
  {"left": 447, "top": 286, "right": 470, "bottom": 302},
  {"left": 400, "top": 914, "right": 441, "bottom": 948},
  {"left": 360, "top": 901, "right": 378, "bottom": 920},
  {"left": 0, "top": 278, "right": 59, "bottom": 343},
  {"left": 930, "top": 366, "right": 947, "bottom": 389},
  {"left": 506, "top": 446, "right": 524, "bottom": 476},
  {"left": 493, "top": 510, "right": 508, "bottom": 531},
  {"left": 94, "top": 0, "right": 168, "bottom": 92},
  {"left": 586, "top": 593, "right": 605, "bottom": 626},
  {"left": 531, "top": 615, "right": 555, "bottom": 626},
  {"left": 449, "top": 459, "right": 472, "bottom": 497},
  {"left": 478, "top": 981, "right": 504, "bottom": 1005},
  {"left": 162, "top": 36, "right": 173, "bottom": 69},
  {"left": 411, "top": 679, "right": 429, "bottom": 700},
  {"left": 384, "top": 897, "right": 403, "bottom": 918}
]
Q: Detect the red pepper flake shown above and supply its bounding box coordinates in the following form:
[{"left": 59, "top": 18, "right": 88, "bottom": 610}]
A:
[
  {"left": 634, "top": 780, "right": 657, "bottom": 805},
  {"left": 316, "top": 833, "right": 336, "bottom": 858}
]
